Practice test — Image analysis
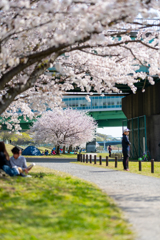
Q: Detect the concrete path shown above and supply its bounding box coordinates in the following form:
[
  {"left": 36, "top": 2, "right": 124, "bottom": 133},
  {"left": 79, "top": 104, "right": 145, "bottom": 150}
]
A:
[{"left": 28, "top": 158, "right": 160, "bottom": 240}]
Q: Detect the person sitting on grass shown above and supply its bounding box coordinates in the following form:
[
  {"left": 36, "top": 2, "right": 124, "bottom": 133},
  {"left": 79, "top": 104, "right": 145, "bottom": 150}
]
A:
[
  {"left": 51, "top": 150, "right": 56, "bottom": 155},
  {"left": 10, "top": 147, "right": 35, "bottom": 177},
  {"left": 0, "top": 142, "right": 19, "bottom": 177}
]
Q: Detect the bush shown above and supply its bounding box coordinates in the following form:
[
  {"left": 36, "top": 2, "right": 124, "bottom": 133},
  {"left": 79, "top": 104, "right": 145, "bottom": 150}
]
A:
[{"left": 111, "top": 153, "right": 123, "bottom": 159}]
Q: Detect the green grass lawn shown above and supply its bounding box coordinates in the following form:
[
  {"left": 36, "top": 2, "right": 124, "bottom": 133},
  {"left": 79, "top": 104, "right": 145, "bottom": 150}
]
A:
[
  {"left": 5, "top": 144, "right": 78, "bottom": 158},
  {"left": 5, "top": 144, "right": 15, "bottom": 156},
  {"left": 77, "top": 160, "right": 160, "bottom": 178},
  {"left": 5, "top": 144, "right": 114, "bottom": 159},
  {"left": 0, "top": 165, "right": 133, "bottom": 240},
  {"left": 24, "top": 153, "right": 78, "bottom": 158}
]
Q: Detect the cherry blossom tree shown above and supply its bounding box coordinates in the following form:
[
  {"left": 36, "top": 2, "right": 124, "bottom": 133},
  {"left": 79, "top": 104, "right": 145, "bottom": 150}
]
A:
[
  {"left": 31, "top": 109, "right": 97, "bottom": 154},
  {"left": 0, "top": 0, "right": 160, "bottom": 129}
]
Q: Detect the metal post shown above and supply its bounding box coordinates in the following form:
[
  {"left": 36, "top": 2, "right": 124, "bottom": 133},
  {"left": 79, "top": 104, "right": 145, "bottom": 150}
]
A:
[
  {"left": 139, "top": 161, "right": 142, "bottom": 171},
  {"left": 77, "top": 154, "right": 79, "bottom": 161},
  {"left": 83, "top": 154, "right": 85, "bottom": 163},
  {"left": 115, "top": 156, "right": 118, "bottom": 168},
  {"left": 90, "top": 155, "right": 92, "bottom": 164},
  {"left": 86, "top": 154, "right": 88, "bottom": 163},
  {"left": 99, "top": 156, "right": 102, "bottom": 165},
  {"left": 151, "top": 159, "right": 154, "bottom": 173},
  {"left": 144, "top": 115, "right": 147, "bottom": 155},
  {"left": 94, "top": 155, "right": 96, "bottom": 164},
  {"left": 132, "top": 118, "right": 134, "bottom": 158},
  {"left": 138, "top": 117, "right": 140, "bottom": 157},
  {"left": 143, "top": 137, "right": 145, "bottom": 154},
  {"left": 106, "top": 156, "right": 108, "bottom": 166}
]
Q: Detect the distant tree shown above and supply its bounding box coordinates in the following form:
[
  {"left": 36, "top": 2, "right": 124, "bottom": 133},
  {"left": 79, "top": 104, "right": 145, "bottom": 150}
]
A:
[
  {"left": 0, "top": 131, "right": 18, "bottom": 142},
  {"left": 96, "top": 133, "right": 108, "bottom": 141},
  {"left": 15, "top": 132, "right": 33, "bottom": 145},
  {"left": 0, "top": 131, "right": 33, "bottom": 145},
  {"left": 32, "top": 109, "right": 97, "bottom": 154}
]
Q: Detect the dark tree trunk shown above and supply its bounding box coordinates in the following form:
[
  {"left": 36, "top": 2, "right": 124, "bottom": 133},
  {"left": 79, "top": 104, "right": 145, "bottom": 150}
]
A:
[
  {"left": 56, "top": 146, "right": 60, "bottom": 155},
  {"left": 63, "top": 146, "right": 66, "bottom": 154},
  {"left": 68, "top": 145, "right": 72, "bottom": 153}
]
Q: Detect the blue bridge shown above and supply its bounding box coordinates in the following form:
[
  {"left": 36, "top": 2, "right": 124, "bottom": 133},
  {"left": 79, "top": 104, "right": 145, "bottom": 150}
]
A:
[{"left": 97, "top": 140, "right": 122, "bottom": 150}]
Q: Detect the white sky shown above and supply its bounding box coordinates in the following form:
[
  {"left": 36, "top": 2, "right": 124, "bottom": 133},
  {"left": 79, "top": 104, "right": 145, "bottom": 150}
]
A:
[{"left": 97, "top": 127, "right": 124, "bottom": 138}]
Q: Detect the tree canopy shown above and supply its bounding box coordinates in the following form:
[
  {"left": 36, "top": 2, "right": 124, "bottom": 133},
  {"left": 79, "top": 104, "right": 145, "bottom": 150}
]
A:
[
  {"left": 32, "top": 109, "right": 97, "bottom": 148},
  {"left": 0, "top": 0, "right": 160, "bottom": 129}
]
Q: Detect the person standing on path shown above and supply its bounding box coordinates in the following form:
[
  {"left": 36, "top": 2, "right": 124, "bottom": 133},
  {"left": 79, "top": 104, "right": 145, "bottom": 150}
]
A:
[
  {"left": 122, "top": 129, "right": 131, "bottom": 171},
  {"left": 108, "top": 145, "right": 112, "bottom": 157}
]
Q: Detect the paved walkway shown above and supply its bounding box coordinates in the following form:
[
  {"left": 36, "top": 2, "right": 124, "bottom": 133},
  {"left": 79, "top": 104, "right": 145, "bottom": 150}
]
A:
[{"left": 28, "top": 158, "right": 160, "bottom": 240}]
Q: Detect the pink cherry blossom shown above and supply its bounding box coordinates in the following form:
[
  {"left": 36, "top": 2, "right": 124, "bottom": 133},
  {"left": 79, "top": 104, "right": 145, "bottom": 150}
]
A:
[
  {"left": 31, "top": 109, "right": 97, "bottom": 149},
  {"left": 0, "top": 1, "right": 159, "bottom": 129}
]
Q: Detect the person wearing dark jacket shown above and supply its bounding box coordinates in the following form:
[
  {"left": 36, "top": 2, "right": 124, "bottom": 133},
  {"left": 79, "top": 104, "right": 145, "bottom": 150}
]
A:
[
  {"left": 122, "top": 129, "right": 131, "bottom": 171},
  {"left": 0, "top": 142, "right": 19, "bottom": 176}
]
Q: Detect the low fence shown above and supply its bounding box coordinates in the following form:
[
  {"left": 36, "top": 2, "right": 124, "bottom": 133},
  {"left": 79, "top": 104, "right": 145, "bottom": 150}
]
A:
[{"left": 77, "top": 154, "right": 155, "bottom": 173}]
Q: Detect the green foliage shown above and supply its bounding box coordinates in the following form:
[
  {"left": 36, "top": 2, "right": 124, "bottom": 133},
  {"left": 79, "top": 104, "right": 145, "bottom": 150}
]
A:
[
  {"left": 0, "top": 131, "right": 33, "bottom": 145},
  {"left": 0, "top": 131, "right": 17, "bottom": 142},
  {"left": 96, "top": 136, "right": 104, "bottom": 141},
  {"left": 18, "top": 132, "right": 32, "bottom": 144},
  {"left": 0, "top": 168, "right": 133, "bottom": 240},
  {"left": 96, "top": 133, "right": 108, "bottom": 141}
]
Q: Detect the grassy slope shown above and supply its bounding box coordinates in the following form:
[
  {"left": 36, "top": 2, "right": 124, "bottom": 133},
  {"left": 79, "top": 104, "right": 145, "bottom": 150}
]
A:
[
  {"left": 0, "top": 165, "right": 133, "bottom": 240},
  {"left": 6, "top": 144, "right": 114, "bottom": 159},
  {"left": 76, "top": 161, "right": 160, "bottom": 178},
  {"left": 5, "top": 144, "right": 15, "bottom": 156},
  {"left": 5, "top": 144, "right": 77, "bottom": 158}
]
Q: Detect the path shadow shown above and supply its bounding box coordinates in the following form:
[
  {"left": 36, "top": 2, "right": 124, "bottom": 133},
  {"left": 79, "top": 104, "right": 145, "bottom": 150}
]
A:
[{"left": 89, "top": 170, "right": 117, "bottom": 173}]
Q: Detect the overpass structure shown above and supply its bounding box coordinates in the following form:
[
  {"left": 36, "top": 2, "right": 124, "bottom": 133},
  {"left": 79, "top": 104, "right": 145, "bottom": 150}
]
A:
[
  {"left": 97, "top": 140, "right": 122, "bottom": 150},
  {"left": 1, "top": 94, "right": 126, "bottom": 130},
  {"left": 63, "top": 94, "right": 126, "bottom": 127}
]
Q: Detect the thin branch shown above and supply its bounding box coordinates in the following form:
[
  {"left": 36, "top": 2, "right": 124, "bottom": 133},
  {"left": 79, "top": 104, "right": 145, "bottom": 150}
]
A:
[
  {"left": 121, "top": 45, "right": 145, "bottom": 66},
  {"left": 0, "top": 63, "right": 49, "bottom": 115},
  {"left": 0, "top": 20, "right": 52, "bottom": 45},
  {"left": 79, "top": 49, "right": 120, "bottom": 57}
]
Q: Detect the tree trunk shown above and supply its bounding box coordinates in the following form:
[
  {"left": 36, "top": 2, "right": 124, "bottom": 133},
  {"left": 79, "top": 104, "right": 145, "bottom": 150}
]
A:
[
  {"left": 63, "top": 146, "right": 66, "bottom": 154},
  {"left": 68, "top": 145, "right": 72, "bottom": 153},
  {"left": 56, "top": 146, "right": 60, "bottom": 155}
]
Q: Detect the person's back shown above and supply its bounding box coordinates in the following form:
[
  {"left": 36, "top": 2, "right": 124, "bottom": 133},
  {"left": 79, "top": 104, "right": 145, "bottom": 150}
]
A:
[
  {"left": 0, "top": 142, "right": 12, "bottom": 169},
  {"left": 0, "top": 142, "right": 19, "bottom": 176},
  {"left": 0, "top": 151, "right": 10, "bottom": 169}
]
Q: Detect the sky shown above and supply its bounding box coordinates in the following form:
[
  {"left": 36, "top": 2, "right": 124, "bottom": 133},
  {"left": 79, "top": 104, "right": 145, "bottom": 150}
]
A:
[{"left": 97, "top": 127, "right": 124, "bottom": 138}]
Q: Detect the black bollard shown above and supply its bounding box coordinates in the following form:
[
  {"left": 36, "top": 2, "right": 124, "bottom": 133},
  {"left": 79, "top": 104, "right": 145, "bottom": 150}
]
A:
[
  {"left": 106, "top": 156, "right": 108, "bottom": 166},
  {"left": 83, "top": 154, "right": 85, "bottom": 163},
  {"left": 86, "top": 155, "right": 88, "bottom": 163},
  {"left": 139, "top": 161, "right": 142, "bottom": 171},
  {"left": 115, "top": 156, "right": 118, "bottom": 168},
  {"left": 151, "top": 159, "right": 154, "bottom": 173},
  {"left": 94, "top": 155, "right": 96, "bottom": 164},
  {"left": 90, "top": 155, "right": 92, "bottom": 164},
  {"left": 80, "top": 154, "right": 82, "bottom": 162},
  {"left": 99, "top": 156, "right": 102, "bottom": 165}
]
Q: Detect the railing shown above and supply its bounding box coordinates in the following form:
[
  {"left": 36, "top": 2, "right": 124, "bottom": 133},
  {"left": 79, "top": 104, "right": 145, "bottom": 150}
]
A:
[{"left": 77, "top": 154, "right": 155, "bottom": 173}]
